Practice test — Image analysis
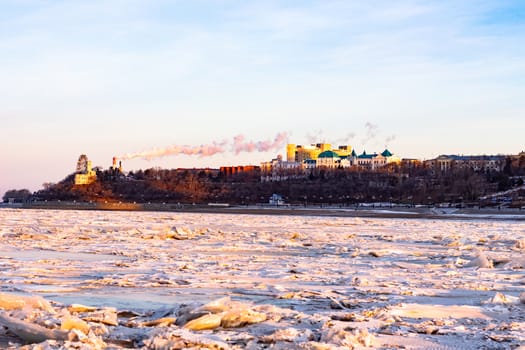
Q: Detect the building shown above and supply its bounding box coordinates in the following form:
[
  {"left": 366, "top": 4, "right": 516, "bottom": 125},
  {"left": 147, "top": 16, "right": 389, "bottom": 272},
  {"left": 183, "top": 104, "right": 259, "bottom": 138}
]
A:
[
  {"left": 111, "top": 157, "right": 123, "bottom": 173},
  {"left": 316, "top": 150, "right": 341, "bottom": 168},
  {"left": 302, "top": 159, "right": 317, "bottom": 170},
  {"left": 401, "top": 158, "right": 422, "bottom": 168},
  {"left": 511, "top": 151, "right": 525, "bottom": 168},
  {"left": 269, "top": 193, "right": 285, "bottom": 206},
  {"left": 426, "top": 155, "right": 506, "bottom": 172},
  {"left": 261, "top": 155, "right": 302, "bottom": 182},
  {"left": 335, "top": 145, "right": 352, "bottom": 157},
  {"left": 287, "top": 144, "right": 322, "bottom": 162},
  {"left": 74, "top": 154, "right": 97, "bottom": 185},
  {"left": 354, "top": 149, "right": 400, "bottom": 171},
  {"left": 286, "top": 143, "right": 352, "bottom": 162},
  {"left": 340, "top": 150, "right": 358, "bottom": 168},
  {"left": 76, "top": 154, "right": 89, "bottom": 174},
  {"left": 264, "top": 144, "right": 401, "bottom": 181},
  {"left": 220, "top": 165, "right": 260, "bottom": 178}
]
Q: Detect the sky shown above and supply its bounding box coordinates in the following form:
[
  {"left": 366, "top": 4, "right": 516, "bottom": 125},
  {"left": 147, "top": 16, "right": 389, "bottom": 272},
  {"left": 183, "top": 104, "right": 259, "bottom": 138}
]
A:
[{"left": 1, "top": 0, "right": 524, "bottom": 196}]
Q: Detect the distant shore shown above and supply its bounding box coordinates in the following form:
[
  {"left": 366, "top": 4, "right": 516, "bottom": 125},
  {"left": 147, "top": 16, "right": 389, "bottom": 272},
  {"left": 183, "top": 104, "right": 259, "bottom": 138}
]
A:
[{"left": 1, "top": 201, "right": 524, "bottom": 221}]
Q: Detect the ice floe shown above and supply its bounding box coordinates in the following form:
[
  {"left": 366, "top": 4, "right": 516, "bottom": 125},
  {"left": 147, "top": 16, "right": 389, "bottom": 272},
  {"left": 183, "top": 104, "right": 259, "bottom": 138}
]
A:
[{"left": 0, "top": 208, "right": 525, "bottom": 349}]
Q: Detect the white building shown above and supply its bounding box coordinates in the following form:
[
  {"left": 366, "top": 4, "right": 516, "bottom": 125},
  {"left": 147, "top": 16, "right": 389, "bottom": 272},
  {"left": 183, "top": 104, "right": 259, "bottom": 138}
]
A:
[
  {"left": 426, "top": 155, "right": 505, "bottom": 172},
  {"left": 356, "top": 149, "right": 400, "bottom": 171},
  {"left": 316, "top": 150, "right": 341, "bottom": 168},
  {"left": 260, "top": 155, "right": 302, "bottom": 182},
  {"left": 261, "top": 148, "right": 401, "bottom": 181}
]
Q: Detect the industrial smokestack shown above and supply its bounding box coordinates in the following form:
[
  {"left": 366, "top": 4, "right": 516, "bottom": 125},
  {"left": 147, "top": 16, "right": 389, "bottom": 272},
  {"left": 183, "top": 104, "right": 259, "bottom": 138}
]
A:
[{"left": 112, "top": 157, "right": 118, "bottom": 169}]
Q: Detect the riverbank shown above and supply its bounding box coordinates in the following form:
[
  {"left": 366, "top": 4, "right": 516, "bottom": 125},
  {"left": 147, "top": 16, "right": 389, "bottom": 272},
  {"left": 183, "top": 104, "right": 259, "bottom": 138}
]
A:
[{"left": 2, "top": 201, "right": 524, "bottom": 220}]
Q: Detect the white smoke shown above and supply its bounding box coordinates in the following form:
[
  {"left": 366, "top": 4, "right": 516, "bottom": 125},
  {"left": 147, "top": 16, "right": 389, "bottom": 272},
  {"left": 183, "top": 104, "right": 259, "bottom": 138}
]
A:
[
  {"left": 306, "top": 129, "right": 325, "bottom": 144},
  {"left": 233, "top": 132, "right": 289, "bottom": 154},
  {"left": 335, "top": 132, "right": 356, "bottom": 145},
  {"left": 119, "top": 132, "right": 289, "bottom": 161},
  {"left": 385, "top": 134, "right": 396, "bottom": 145},
  {"left": 361, "top": 122, "right": 379, "bottom": 145}
]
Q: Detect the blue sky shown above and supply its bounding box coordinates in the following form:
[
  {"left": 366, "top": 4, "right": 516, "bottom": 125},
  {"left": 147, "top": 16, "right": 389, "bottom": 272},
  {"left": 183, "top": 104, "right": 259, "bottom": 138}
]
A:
[{"left": 1, "top": 0, "right": 524, "bottom": 196}]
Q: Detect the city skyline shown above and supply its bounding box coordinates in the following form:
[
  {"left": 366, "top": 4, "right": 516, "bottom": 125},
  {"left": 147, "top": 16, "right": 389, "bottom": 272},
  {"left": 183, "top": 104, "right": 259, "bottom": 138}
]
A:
[{"left": 1, "top": 1, "right": 524, "bottom": 196}]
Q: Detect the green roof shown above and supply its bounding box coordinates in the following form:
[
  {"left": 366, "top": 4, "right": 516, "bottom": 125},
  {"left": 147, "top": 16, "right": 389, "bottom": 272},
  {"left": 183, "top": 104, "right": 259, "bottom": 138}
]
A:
[
  {"left": 318, "top": 150, "right": 340, "bottom": 159},
  {"left": 358, "top": 151, "right": 378, "bottom": 159},
  {"left": 381, "top": 149, "right": 393, "bottom": 157}
]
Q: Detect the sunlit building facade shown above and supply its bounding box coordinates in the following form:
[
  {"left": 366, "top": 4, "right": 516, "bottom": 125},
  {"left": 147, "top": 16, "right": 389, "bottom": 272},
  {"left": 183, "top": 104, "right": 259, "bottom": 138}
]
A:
[
  {"left": 356, "top": 149, "right": 401, "bottom": 171},
  {"left": 426, "top": 155, "right": 506, "bottom": 172},
  {"left": 261, "top": 155, "right": 303, "bottom": 182},
  {"left": 74, "top": 154, "right": 97, "bottom": 185},
  {"left": 286, "top": 143, "right": 351, "bottom": 162},
  {"left": 263, "top": 144, "right": 401, "bottom": 181}
]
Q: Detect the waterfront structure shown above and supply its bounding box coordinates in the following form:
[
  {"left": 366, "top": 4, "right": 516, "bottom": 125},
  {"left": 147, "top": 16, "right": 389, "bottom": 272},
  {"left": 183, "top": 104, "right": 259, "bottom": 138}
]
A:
[{"left": 74, "top": 154, "right": 97, "bottom": 185}]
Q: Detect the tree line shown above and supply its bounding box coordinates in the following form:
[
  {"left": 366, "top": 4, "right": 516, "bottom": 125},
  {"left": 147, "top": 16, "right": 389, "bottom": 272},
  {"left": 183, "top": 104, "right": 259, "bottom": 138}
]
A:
[{"left": 12, "top": 156, "right": 522, "bottom": 207}]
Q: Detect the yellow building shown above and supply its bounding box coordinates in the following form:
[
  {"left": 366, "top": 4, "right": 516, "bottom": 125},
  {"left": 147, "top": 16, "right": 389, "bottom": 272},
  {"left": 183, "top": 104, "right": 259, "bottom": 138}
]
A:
[
  {"left": 334, "top": 145, "right": 352, "bottom": 157},
  {"left": 316, "top": 143, "right": 332, "bottom": 152},
  {"left": 297, "top": 145, "right": 322, "bottom": 162},
  {"left": 286, "top": 144, "right": 297, "bottom": 162},
  {"left": 74, "top": 155, "right": 97, "bottom": 185},
  {"left": 287, "top": 143, "right": 351, "bottom": 162}
]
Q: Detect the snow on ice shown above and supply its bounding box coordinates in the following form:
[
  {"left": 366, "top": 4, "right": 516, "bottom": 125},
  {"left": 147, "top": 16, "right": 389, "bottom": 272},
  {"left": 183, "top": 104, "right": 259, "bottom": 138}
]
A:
[{"left": 0, "top": 208, "right": 525, "bottom": 349}]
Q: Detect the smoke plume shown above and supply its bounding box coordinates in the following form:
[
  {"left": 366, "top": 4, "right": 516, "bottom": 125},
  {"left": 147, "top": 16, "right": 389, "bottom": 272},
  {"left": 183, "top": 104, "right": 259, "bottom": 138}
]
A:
[
  {"left": 119, "top": 132, "right": 289, "bottom": 161},
  {"left": 233, "top": 132, "right": 288, "bottom": 154},
  {"left": 385, "top": 134, "right": 396, "bottom": 145},
  {"left": 306, "top": 129, "right": 325, "bottom": 144},
  {"left": 336, "top": 132, "right": 356, "bottom": 145},
  {"left": 361, "top": 122, "right": 379, "bottom": 145}
]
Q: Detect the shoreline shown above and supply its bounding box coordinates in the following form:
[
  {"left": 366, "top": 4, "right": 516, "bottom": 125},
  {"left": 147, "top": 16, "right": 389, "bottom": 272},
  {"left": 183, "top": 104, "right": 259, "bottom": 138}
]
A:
[{"left": 2, "top": 201, "right": 524, "bottom": 221}]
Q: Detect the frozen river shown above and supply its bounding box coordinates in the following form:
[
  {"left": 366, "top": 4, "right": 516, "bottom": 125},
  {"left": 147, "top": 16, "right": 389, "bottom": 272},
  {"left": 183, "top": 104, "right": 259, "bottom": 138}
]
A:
[{"left": 1, "top": 208, "right": 525, "bottom": 349}]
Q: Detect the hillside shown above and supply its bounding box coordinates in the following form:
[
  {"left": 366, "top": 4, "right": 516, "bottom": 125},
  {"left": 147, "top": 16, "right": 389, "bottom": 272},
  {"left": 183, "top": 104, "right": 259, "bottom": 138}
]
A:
[{"left": 32, "top": 163, "right": 525, "bottom": 208}]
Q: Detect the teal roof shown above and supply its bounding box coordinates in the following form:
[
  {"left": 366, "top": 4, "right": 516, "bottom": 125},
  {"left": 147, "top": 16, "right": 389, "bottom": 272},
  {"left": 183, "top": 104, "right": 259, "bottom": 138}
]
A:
[
  {"left": 381, "top": 149, "right": 393, "bottom": 157},
  {"left": 318, "top": 150, "right": 340, "bottom": 159},
  {"left": 351, "top": 150, "right": 357, "bottom": 157},
  {"left": 358, "top": 151, "right": 377, "bottom": 159}
]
